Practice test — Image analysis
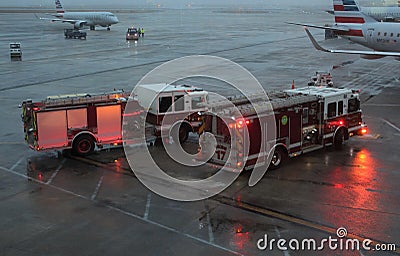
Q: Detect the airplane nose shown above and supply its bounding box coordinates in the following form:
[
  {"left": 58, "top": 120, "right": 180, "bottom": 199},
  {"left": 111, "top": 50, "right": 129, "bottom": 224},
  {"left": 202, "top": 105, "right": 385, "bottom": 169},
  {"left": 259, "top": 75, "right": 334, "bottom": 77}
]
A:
[{"left": 114, "top": 17, "right": 119, "bottom": 23}]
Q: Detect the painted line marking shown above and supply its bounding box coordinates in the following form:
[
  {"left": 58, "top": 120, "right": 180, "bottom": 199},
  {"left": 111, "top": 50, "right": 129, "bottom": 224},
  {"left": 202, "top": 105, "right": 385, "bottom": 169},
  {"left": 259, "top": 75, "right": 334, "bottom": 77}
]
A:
[
  {"left": 46, "top": 159, "right": 66, "bottom": 185},
  {"left": 144, "top": 193, "right": 151, "bottom": 220},
  {"left": 0, "top": 165, "right": 242, "bottom": 256},
  {"left": 206, "top": 211, "right": 215, "bottom": 244},
  {"left": 91, "top": 175, "right": 104, "bottom": 201},
  {"left": 382, "top": 119, "right": 400, "bottom": 133},
  {"left": 10, "top": 157, "right": 24, "bottom": 171},
  {"left": 274, "top": 226, "right": 290, "bottom": 256}
]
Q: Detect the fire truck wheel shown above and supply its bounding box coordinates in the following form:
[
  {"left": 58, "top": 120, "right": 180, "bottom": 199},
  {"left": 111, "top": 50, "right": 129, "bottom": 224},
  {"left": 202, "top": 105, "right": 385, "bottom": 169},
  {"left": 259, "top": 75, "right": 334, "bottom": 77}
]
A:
[
  {"left": 73, "top": 135, "right": 95, "bottom": 156},
  {"left": 334, "top": 129, "right": 345, "bottom": 149},
  {"left": 269, "top": 147, "right": 286, "bottom": 170},
  {"left": 178, "top": 126, "right": 189, "bottom": 143}
]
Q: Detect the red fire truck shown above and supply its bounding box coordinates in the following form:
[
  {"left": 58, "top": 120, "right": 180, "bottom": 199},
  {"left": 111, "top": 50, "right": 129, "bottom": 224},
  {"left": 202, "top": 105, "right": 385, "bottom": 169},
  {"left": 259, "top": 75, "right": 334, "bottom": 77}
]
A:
[
  {"left": 200, "top": 86, "right": 367, "bottom": 170},
  {"left": 20, "top": 84, "right": 208, "bottom": 155},
  {"left": 20, "top": 90, "right": 133, "bottom": 156}
]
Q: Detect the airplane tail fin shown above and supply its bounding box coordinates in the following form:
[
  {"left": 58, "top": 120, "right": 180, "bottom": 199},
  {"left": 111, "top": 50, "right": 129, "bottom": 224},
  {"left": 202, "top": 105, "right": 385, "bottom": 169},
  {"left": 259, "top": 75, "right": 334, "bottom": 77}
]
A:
[
  {"left": 333, "top": 0, "right": 376, "bottom": 24},
  {"left": 55, "top": 0, "right": 65, "bottom": 15}
]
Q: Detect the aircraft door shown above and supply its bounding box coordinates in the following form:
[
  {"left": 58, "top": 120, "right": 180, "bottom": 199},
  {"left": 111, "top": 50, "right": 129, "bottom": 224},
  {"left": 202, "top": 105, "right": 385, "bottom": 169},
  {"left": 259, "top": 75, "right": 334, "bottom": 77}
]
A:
[{"left": 366, "top": 28, "right": 374, "bottom": 45}]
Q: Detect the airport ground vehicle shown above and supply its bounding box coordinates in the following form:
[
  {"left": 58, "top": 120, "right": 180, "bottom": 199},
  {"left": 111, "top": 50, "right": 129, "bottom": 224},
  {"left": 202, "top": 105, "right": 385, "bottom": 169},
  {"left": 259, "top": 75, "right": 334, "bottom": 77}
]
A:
[
  {"left": 20, "top": 84, "right": 208, "bottom": 155},
  {"left": 200, "top": 86, "right": 367, "bottom": 170},
  {"left": 9, "top": 42, "right": 22, "bottom": 61},
  {"left": 126, "top": 28, "right": 139, "bottom": 40},
  {"left": 133, "top": 84, "right": 208, "bottom": 143},
  {"left": 64, "top": 29, "right": 87, "bottom": 39},
  {"left": 308, "top": 71, "right": 333, "bottom": 87}
]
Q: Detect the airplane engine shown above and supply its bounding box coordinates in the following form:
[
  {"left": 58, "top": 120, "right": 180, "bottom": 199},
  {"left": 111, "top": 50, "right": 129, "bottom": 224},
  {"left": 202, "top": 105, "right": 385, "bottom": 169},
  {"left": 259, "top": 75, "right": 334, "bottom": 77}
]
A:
[
  {"left": 74, "top": 21, "right": 85, "bottom": 29},
  {"left": 361, "top": 54, "right": 385, "bottom": 60}
]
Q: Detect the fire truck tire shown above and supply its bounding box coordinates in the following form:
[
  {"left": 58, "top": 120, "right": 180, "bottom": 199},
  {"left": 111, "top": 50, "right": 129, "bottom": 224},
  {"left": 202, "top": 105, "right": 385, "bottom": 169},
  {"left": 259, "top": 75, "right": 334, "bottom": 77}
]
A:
[
  {"left": 171, "top": 123, "right": 190, "bottom": 144},
  {"left": 334, "top": 129, "right": 345, "bottom": 149},
  {"left": 178, "top": 126, "right": 189, "bottom": 143},
  {"left": 269, "top": 147, "right": 286, "bottom": 170},
  {"left": 73, "top": 134, "right": 95, "bottom": 156}
]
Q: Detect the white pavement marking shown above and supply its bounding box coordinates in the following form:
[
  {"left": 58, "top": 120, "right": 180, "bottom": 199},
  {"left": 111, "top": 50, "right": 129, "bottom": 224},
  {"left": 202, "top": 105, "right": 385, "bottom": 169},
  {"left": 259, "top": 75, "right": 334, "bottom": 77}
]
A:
[
  {"left": 382, "top": 119, "right": 400, "bottom": 133},
  {"left": 0, "top": 165, "right": 243, "bottom": 256},
  {"left": 10, "top": 157, "right": 24, "bottom": 171},
  {"left": 91, "top": 175, "right": 104, "bottom": 201},
  {"left": 274, "top": 226, "right": 290, "bottom": 256},
  {"left": 46, "top": 159, "right": 66, "bottom": 185},
  {"left": 144, "top": 193, "right": 151, "bottom": 220},
  {"left": 206, "top": 211, "right": 215, "bottom": 244}
]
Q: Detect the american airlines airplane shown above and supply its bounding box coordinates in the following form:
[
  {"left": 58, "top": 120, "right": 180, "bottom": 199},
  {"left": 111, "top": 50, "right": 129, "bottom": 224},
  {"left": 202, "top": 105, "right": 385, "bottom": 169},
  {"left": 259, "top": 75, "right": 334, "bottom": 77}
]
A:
[
  {"left": 290, "top": 0, "right": 400, "bottom": 60},
  {"left": 39, "top": 0, "right": 119, "bottom": 30}
]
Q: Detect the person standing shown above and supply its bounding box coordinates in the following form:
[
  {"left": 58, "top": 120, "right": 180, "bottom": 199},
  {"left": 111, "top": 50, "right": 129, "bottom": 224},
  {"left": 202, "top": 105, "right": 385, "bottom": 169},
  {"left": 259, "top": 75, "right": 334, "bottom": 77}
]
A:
[
  {"left": 138, "top": 27, "right": 141, "bottom": 37},
  {"left": 141, "top": 28, "right": 145, "bottom": 37}
]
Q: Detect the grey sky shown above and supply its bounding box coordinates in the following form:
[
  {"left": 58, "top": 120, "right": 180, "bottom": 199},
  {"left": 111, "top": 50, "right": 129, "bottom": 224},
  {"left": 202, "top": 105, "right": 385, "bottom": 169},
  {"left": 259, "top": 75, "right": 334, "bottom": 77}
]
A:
[{"left": 0, "top": 0, "right": 394, "bottom": 9}]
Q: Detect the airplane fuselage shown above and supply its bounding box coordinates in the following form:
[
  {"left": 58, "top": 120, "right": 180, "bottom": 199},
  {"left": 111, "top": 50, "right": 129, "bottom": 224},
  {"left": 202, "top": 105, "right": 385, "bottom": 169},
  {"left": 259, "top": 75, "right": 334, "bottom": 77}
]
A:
[
  {"left": 341, "top": 22, "right": 400, "bottom": 52},
  {"left": 361, "top": 7, "right": 400, "bottom": 22},
  {"left": 57, "top": 12, "right": 119, "bottom": 27}
]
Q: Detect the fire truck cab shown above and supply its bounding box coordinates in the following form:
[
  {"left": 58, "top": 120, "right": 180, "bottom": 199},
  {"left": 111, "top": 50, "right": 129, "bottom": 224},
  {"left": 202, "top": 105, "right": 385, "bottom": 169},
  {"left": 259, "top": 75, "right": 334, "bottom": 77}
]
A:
[
  {"left": 134, "top": 84, "right": 208, "bottom": 142},
  {"left": 201, "top": 86, "right": 366, "bottom": 170},
  {"left": 20, "top": 90, "right": 133, "bottom": 156}
]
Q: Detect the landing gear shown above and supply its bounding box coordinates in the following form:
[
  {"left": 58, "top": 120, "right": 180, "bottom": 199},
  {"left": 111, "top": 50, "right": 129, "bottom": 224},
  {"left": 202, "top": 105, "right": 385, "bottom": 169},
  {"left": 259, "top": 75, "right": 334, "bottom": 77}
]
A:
[
  {"left": 90, "top": 26, "right": 95, "bottom": 31},
  {"left": 107, "top": 27, "right": 111, "bottom": 31}
]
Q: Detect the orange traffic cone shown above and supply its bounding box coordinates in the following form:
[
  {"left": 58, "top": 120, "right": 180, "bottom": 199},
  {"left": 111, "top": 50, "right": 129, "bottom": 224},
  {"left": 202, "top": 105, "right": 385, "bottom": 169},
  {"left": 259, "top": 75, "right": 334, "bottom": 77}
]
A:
[{"left": 292, "top": 80, "right": 295, "bottom": 89}]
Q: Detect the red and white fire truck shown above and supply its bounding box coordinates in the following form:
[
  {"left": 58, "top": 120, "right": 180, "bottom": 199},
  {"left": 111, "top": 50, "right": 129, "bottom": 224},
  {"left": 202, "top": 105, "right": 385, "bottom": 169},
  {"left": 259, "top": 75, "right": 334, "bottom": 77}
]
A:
[
  {"left": 20, "top": 84, "right": 208, "bottom": 156},
  {"left": 201, "top": 86, "right": 367, "bottom": 170}
]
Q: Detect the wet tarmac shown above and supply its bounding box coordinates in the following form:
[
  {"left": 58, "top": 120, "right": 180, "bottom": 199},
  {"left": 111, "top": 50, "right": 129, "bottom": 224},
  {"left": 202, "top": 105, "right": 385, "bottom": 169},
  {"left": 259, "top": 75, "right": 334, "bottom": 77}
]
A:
[{"left": 0, "top": 7, "right": 399, "bottom": 256}]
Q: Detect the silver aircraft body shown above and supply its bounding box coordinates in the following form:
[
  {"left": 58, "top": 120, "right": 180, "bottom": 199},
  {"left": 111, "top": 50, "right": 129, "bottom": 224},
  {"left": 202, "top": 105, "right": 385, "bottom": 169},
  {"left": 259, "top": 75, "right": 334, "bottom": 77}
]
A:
[
  {"left": 39, "top": 0, "right": 119, "bottom": 30},
  {"left": 291, "top": 0, "right": 400, "bottom": 60}
]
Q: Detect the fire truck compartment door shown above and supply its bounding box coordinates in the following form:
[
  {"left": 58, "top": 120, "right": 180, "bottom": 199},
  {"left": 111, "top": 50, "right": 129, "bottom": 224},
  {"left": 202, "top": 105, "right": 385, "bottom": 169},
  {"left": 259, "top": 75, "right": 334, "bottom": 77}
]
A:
[
  {"left": 97, "top": 105, "right": 121, "bottom": 142},
  {"left": 36, "top": 110, "right": 68, "bottom": 149},
  {"left": 67, "top": 108, "right": 87, "bottom": 129}
]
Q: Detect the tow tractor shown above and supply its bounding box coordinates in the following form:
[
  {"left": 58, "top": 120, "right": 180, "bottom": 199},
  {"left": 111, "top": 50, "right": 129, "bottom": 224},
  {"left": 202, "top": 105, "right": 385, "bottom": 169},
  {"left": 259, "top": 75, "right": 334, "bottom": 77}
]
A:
[
  {"left": 64, "top": 29, "right": 87, "bottom": 40},
  {"left": 20, "top": 84, "right": 208, "bottom": 155},
  {"left": 200, "top": 86, "right": 367, "bottom": 170}
]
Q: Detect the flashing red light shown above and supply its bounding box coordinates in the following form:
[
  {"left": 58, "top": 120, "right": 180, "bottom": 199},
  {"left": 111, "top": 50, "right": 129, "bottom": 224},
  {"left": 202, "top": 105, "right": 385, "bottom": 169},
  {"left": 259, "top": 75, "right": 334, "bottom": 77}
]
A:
[
  {"left": 236, "top": 119, "right": 250, "bottom": 129},
  {"left": 32, "top": 107, "right": 40, "bottom": 111},
  {"left": 339, "top": 120, "right": 344, "bottom": 125},
  {"left": 361, "top": 128, "right": 367, "bottom": 134},
  {"left": 237, "top": 161, "right": 243, "bottom": 167}
]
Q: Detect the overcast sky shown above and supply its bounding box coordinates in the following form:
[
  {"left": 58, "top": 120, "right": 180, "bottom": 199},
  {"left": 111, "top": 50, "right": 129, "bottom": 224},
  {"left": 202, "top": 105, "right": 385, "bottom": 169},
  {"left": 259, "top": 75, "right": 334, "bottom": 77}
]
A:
[{"left": 0, "top": 0, "right": 394, "bottom": 8}]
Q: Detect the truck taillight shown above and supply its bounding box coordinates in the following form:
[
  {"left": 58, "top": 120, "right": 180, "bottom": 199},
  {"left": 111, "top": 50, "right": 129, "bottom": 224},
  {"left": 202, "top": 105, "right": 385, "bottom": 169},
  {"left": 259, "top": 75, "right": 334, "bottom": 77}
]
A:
[
  {"left": 33, "top": 107, "right": 40, "bottom": 111},
  {"left": 361, "top": 128, "right": 367, "bottom": 134}
]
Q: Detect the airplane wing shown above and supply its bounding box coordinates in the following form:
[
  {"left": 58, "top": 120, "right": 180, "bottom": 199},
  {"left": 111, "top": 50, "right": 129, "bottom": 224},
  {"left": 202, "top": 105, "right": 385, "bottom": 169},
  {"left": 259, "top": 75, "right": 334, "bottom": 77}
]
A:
[
  {"left": 34, "top": 14, "right": 87, "bottom": 26},
  {"left": 287, "top": 22, "right": 350, "bottom": 32},
  {"left": 304, "top": 27, "right": 400, "bottom": 57}
]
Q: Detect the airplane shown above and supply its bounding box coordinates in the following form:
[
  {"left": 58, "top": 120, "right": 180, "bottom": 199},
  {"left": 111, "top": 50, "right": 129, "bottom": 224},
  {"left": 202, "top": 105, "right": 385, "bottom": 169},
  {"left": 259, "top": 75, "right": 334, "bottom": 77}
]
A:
[
  {"left": 289, "top": 0, "right": 400, "bottom": 60},
  {"left": 38, "top": 0, "right": 119, "bottom": 31}
]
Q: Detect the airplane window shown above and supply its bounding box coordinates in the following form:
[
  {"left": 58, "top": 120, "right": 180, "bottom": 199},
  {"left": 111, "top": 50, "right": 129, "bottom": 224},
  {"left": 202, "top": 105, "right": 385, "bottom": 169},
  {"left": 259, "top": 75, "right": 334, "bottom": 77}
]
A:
[
  {"left": 397, "top": 33, "right": 400, "bottom": 37},
  {"left": 378, "top": 32, "right": 381, "bottom": 36},
  {"left": 384, "top": 32, "right": 387, "bottom": 36},
  {"left": 391, "top": 33, "right": 394, "bottom": 37}
]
